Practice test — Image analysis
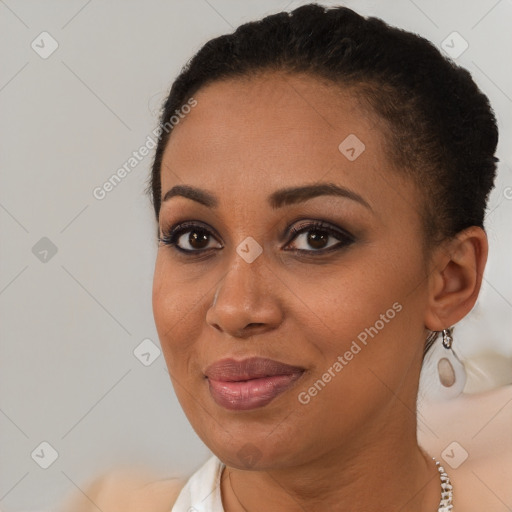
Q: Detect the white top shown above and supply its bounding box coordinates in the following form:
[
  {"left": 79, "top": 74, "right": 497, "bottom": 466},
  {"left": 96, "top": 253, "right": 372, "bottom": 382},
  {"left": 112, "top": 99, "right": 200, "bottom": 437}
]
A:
[{"left": 172, "top": 455, "right": 226, "bottom": 512}]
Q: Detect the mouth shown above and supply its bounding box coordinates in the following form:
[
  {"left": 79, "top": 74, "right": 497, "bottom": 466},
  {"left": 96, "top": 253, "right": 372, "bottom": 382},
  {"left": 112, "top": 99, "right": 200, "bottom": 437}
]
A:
[{"left": 204, "top": 357, "right": 305, "bottom": 411}]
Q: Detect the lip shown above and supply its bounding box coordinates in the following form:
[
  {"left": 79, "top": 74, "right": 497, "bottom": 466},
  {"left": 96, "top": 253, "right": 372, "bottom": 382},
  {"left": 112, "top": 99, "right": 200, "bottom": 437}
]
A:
[{"left": 204, "top": 357, "right": 305, "bottom": 411}]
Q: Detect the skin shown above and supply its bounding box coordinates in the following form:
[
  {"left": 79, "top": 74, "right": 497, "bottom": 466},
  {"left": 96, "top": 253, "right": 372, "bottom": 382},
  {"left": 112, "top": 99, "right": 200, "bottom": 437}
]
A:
[{"left": 152, "top": 72, "right": 487, "bottom": 511}]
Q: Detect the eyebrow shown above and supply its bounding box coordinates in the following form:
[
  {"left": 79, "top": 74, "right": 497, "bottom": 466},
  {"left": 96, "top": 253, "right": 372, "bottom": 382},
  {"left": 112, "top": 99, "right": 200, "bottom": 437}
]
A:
[{"left": 162, "top": 182, "right": 372, "bottom": 211}]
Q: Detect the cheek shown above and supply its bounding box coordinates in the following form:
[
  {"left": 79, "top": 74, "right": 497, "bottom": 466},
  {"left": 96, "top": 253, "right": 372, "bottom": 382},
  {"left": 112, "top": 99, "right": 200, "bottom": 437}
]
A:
[
  {"left": 152, "top": 256, "right": 179, "bottom": 336},
  {"left": 293, "top": 284, "right": 421, "bottom": 429},
  {"left": 304, "top": 258, "right": 405, "bottom": 330},
  {"left": 303, "top": 244, "right": 426, "bottom": 372},
  {"left": 152, "top": 255, "right": 203, "bottom": 362}
]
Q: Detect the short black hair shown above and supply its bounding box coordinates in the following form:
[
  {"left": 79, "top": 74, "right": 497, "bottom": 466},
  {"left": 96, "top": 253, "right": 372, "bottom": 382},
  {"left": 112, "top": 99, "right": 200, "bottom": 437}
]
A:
[{"left": 146, "top": 2, "right": 498, "bottom": 246}]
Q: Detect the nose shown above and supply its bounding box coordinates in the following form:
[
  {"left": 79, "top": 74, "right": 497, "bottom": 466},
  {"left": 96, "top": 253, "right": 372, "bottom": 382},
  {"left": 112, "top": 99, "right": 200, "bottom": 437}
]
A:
[{"left": 206, "top": 254, "right": 283, "bottom": 339}]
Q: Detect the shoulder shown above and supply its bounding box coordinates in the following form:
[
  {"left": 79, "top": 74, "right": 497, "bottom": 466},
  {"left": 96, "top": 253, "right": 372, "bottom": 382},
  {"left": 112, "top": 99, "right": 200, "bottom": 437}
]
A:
[
  {"left": 57, "top": 466, "right": 187, "bottom": 512},
  {"left": 418, "top": 385, "right": 512, "bottom": 511}
]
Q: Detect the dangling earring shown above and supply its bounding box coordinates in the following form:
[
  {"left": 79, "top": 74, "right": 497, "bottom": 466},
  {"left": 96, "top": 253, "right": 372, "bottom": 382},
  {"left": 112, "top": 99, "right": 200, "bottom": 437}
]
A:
[{"left": 420, "top": 327, "right": 467, "bottom": 401}]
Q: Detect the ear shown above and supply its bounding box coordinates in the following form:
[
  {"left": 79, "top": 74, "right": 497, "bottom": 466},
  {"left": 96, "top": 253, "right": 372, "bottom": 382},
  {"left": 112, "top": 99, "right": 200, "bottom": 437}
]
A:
[{"left": 424, "top": 226, "right": 488, "bottom": 331}]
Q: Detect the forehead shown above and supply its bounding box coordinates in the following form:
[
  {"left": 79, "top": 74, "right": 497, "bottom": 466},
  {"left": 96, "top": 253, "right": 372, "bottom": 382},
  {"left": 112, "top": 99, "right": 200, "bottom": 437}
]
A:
[{"left": 159, "top": 72, "right": 412, "bottom": 213}]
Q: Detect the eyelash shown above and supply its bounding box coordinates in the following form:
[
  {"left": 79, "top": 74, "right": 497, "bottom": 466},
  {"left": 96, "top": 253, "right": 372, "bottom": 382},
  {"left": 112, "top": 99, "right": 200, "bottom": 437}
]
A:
[{"left": 158, "top": 220, "right": 355, "bottom": 257}]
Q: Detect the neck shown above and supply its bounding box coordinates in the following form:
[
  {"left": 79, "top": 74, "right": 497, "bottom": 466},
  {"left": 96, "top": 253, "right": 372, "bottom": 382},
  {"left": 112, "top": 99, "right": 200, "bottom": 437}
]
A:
[{"left": 220, "top": 406, "right": 442, "bottom": 512}]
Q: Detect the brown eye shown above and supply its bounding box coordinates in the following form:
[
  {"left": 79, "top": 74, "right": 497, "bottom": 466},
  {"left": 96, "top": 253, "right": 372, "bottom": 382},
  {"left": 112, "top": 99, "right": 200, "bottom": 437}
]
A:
[
  {"left": 305, "top": 230, "right": 329, "bottom": 249},
  {"left": 286, "top": 221, "right": 355, "bottom": 253},
  {"left": 183, "top": 230, "right": 210, "bottom": 250},
  {"left": 158, "top": 222, "right": 223, "bottom": 252}
]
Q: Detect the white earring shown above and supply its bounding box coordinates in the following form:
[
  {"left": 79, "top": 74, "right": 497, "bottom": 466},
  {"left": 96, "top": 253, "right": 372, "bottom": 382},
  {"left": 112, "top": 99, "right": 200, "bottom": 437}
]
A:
[{"left": 419, "top": 328, "right": 467, "bottom": 401}]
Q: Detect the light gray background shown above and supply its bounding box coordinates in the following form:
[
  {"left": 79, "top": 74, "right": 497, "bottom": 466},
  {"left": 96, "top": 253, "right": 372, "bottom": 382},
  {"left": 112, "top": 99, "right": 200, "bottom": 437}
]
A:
[{"left": 0, "top": 0, "right": 511, "bottom": 510}]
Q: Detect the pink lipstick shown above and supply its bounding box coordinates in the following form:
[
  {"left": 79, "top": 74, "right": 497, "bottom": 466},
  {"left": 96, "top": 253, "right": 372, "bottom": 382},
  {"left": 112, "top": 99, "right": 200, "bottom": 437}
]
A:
[{"left": 204, "top": 357, "right": 305, "bottom": 410}]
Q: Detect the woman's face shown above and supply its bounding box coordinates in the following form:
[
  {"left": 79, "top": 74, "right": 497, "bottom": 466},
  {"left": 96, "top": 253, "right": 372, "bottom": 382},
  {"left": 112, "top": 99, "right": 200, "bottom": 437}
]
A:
[{"left": 152, "top": 72, "right": 432, "bottom": 470}]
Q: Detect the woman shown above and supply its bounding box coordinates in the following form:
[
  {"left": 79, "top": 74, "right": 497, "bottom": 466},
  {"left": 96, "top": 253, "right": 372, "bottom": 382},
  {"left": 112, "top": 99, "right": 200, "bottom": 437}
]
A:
[{"left": 62, "top": 3, "right": 511, "bottom": 511}]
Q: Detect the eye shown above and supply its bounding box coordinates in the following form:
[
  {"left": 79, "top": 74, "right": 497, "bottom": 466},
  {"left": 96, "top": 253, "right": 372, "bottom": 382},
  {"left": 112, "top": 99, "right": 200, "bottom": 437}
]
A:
[
  {"left": 158, "top": 222, "right": 222, "bottom": 253},
  {"left": 159, "top": 219, "right": 355, "bottom": 256},
  {"left": 285, "top": 220, "right": 355, "bottom": 253}
]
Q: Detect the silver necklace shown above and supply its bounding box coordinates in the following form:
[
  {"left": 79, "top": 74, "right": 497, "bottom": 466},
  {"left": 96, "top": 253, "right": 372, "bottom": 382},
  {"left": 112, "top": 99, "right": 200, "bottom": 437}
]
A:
[
  {"left": 434, "top": 457, "right": 454, "bottom": 511},
  {"left": 227, "top": 456, "right": 453, "bottom": 511}
]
